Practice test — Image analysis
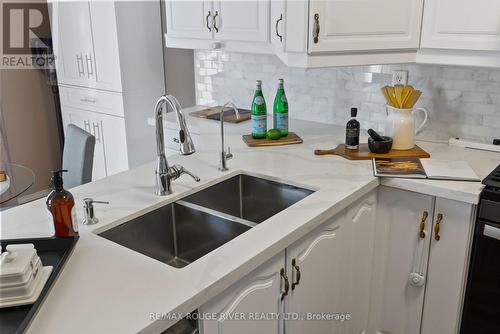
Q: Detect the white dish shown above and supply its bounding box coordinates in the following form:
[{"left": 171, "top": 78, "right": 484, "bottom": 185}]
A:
[
  {"left": 0, "top": 266, "right": 53, "bottom": 308},
  {"left": 0, "top": 175, "right": 11, "bottom": 195}
]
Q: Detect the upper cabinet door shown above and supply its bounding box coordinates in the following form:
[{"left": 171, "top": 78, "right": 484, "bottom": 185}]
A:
[
  {"left": 51, "top": 1, "right": 94, "bottom": 87},
  {"left": 88, "top": 1, "right": 122, "bottom": 92},
  {"left": 165, "top": 0, "right": 213, "bottom": 40},
  {"left": 421, "top": 0, "right": 500, "bottom": 51},
  {"left": 308, "top": 0, "right": 424, "bottom": 53},
  {"left": 270, "top": 0, "right": 285, "bottom": 51},
  {"left": 213, "top": 1, "right": 269, "bottom": 42}
]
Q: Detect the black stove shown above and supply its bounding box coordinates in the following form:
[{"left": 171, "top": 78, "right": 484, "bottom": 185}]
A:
[
  {"left": 482, "top": 164, "right": 500, "bottom": 189},
  {"left": 461, "top": 164, "right": 500, "bottom": 334}
]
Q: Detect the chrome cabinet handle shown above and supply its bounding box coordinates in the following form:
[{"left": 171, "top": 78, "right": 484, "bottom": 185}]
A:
[
  {"left": 84, "top": 120, "right": 91, "bottom": 133},
  {"left": 275, "top": 14, "right": 283, "bottom": 42},
  {"left": 280, "top": 268, "right": 289, "bottom": 301},
  {"left": 291, "top": 258, "right": 301, "bottom": 290},
  {"left": 80, "top": 97, "right": 96, "bottom": 103},
  {"left": 76, "top": 54, "right": 85, "bottom": 77},
  {"left": 206, "top": 11, "right": 212, "bottom": 32},
  {"left": 434, "top": 213, "right": 443, "bottom": 241},
  {"left": 85, "top": 54, "right": 94, "bottom": 78},
  {"left": 92, "top": 121, "right": 101, "bottom": 143},
  {"left": 213, "top": 11, "right": 219, "bottom": 33},
  {"left": 419, "top": 211, "right": 429, "bottom": 239},
  {"left": 313, "top": 13, "right": 320, "bottom": 44}
]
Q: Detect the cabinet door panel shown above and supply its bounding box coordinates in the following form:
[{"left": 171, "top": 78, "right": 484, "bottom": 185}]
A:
[
  {"left": 99, "top": 114, "right": 128, "bottom": 175},
  {"left": 61, "top": 106, "right": 107, "bottom": 181},
  {"left": 88, "top": 1, "right": 122, "bottom": 91},
  {"left": 270, "top": 0, "right": 285, "bottom": 51},
  {"left": 286, "top": 214, "right": 346, "bottom": 334},
  {"left": 420, "top": 198, "right": 474, "bottom": 334},
  {"left": 165, "top": 1, "right": 213, "bottom": 40},
  {"left": 421, "top": 0, "right": 500, "bottom": 51},
  {"left": 309, "top": 0, "right": 423, "bottom": 53},
  {"left": 200, "top": 252, "right": 284, "bottom": 334},
  {"left": 51, "top": 1, "right": 94, "bottom": 87},
  {"left": 213, "top": 1, "right": 269, "bottom": 42},
  {"left": 287, "top": 191, "right": 377, "bottom": 334},
  {"left": 368, "top": 186, "right": 434, "bottom": 334}
]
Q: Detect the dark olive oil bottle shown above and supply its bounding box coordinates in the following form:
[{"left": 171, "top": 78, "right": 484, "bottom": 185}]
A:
[{"left": 345, "top": 107, "right": 360, "bottom": 150}]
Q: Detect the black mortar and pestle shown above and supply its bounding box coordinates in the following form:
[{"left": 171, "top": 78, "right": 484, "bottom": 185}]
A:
[{"left": 367, "top": 129, "right": 393, "bottom": 154}]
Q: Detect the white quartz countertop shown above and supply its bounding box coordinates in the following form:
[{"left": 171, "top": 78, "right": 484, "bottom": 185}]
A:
[{"left": 1, "top": 106, "right": 499, "bottom": 333}]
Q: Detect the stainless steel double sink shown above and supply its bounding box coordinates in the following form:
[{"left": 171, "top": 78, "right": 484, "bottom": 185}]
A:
[{"left": 99, "top": 173, "right": 314, "bottom": 268}]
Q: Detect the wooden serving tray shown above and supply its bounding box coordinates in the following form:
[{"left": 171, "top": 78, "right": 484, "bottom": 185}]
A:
[
  {"left": 314, "top": 144, "right": 430, "bottom": 160},
  {"left": 243, "top": 132, "right": 303, "bottom": 147}
]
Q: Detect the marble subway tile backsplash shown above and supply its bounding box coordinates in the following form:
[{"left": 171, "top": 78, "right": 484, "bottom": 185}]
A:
[{"left": 194, "top": 50, "right": 500, "bottom": 142}]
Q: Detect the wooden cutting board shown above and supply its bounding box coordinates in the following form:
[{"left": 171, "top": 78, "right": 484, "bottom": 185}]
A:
[
  {"left": 190, "top": 107, "right": 251, "bottom": 123},
  {"left": 243, "top": 132, "right": 303, "bottom": 147},
  {"left": 314, "top": 144, "right": 430, "bottom": 160}
]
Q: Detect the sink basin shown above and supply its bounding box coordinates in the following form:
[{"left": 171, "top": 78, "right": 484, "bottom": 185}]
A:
[
  {"left": 99, "top": 202, "right": 250, "bottom": 268},
  {"left": 99, "top": 173, "right": 314, "bottom": 268},
  {"left": 182, "top": 174, "right": 314, "bottom": 224}
]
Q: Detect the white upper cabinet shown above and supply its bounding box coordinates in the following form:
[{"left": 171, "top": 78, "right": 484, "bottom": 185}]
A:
[
  {"left": 308, "top": 0, "right": 424, "bottom": 53},
  {"left": 421, "top": 0, "right": 500, "bottom": 51},
  {"left": 88, "top": 1, "right": 122, "bottom": 92},
  {"left": 270, "top": 0, "right": 285, "bottom": 51},
  {"left": 165, "top": 0, "right": 213, "bottom": 40},
  {"left": 51, "top": 1, "right": 122, "bottom": 91},
  {"left": 213, "top": 0, "right": 269, "bottom": 42},
  {"left": 52, "top": 1, "right": 94, "bottom": 88}
]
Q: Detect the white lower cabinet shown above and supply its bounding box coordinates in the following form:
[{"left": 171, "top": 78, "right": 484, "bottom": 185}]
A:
[
  {"left": 287, "top": 192, "right": 376, "bottom": 334},
  {"left": 421, "top": 197, "right": 474, "bottom": 334},
  {"left": 200, "top": 191, "right": 377, "bottom": 334},
  {"left": 61, "top": 105, "right": 128, "bottom": 182},
  {"left": 199, "top": 251, "right": 285, "bottom": 334},
  {"left": 198, "top": 187, "right": 475, "bottom": 334},
  {"left": 371, "top": 186, "right": 474, "bottom": 334},
  {"left": 368, "top": 187, "right": 434, "bottom": 334}
]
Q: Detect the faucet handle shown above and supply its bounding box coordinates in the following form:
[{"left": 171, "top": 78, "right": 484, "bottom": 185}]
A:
[
  {"left": 226, "top": 146, "right": 233, "bottom": 160},
  {"left": 169, "top": 164, "right": 201, "bottom": 182}
]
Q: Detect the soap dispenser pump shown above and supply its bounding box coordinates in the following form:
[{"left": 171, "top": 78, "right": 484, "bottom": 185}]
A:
[{"left": 46, "top": 170, "right": 78, "bottom": 237}]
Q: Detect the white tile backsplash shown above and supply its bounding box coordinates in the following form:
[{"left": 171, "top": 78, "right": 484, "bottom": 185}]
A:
[{"left": 194, "top": 50, "right": 500, "bottom": 142}]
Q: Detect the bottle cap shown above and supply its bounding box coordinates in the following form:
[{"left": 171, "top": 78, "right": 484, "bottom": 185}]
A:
[
  {"left": 351, "top": 107, "right": 358, "bottom": 117},
  {"left": 50, "top": 169, "right": 67, "bottom": 191},
  {"left": 256, "top": 80, "right": 262, "bottom": 86}
]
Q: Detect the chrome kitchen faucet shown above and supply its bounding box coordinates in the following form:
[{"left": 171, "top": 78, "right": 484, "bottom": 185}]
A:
[
  {"left": 219, "top": 101, "right": 240, "bottom": 171},
  {"left": 154, "top": 95, "right": 200, "bottom": 195}
]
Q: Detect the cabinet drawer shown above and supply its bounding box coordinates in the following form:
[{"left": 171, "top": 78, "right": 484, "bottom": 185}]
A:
[{"left": 59, "top": 85, "right": 124, "bottom": 117}]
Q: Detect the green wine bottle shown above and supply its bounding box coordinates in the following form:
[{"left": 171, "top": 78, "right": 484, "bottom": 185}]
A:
[
  {"left": 273, "top": 78, "right": 288, "bottom": 136},
  {"left": 251, "top": 80, "right": 267, "bottom": 139}
]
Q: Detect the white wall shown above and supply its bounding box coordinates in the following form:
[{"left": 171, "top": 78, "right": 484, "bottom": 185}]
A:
[{"left": 194, "top": 50, "right": 500, "bottom": 142}]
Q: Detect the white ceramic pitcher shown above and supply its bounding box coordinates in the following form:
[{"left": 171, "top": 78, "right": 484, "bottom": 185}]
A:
[{"left": 384, "top": 105, "right": 428, "bottom": 150}]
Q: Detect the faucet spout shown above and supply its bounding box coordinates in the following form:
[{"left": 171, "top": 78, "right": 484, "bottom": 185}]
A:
[
  {"left": 219, "top": 102, "right": 239, "bottom": 171},
  {"left": 154, "top": 95, "right": 199, "bottom": 195}
]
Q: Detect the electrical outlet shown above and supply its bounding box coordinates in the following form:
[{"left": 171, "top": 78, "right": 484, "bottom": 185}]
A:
[{"left": 392, "top": 71, "right": 408, "bottom": 86}]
